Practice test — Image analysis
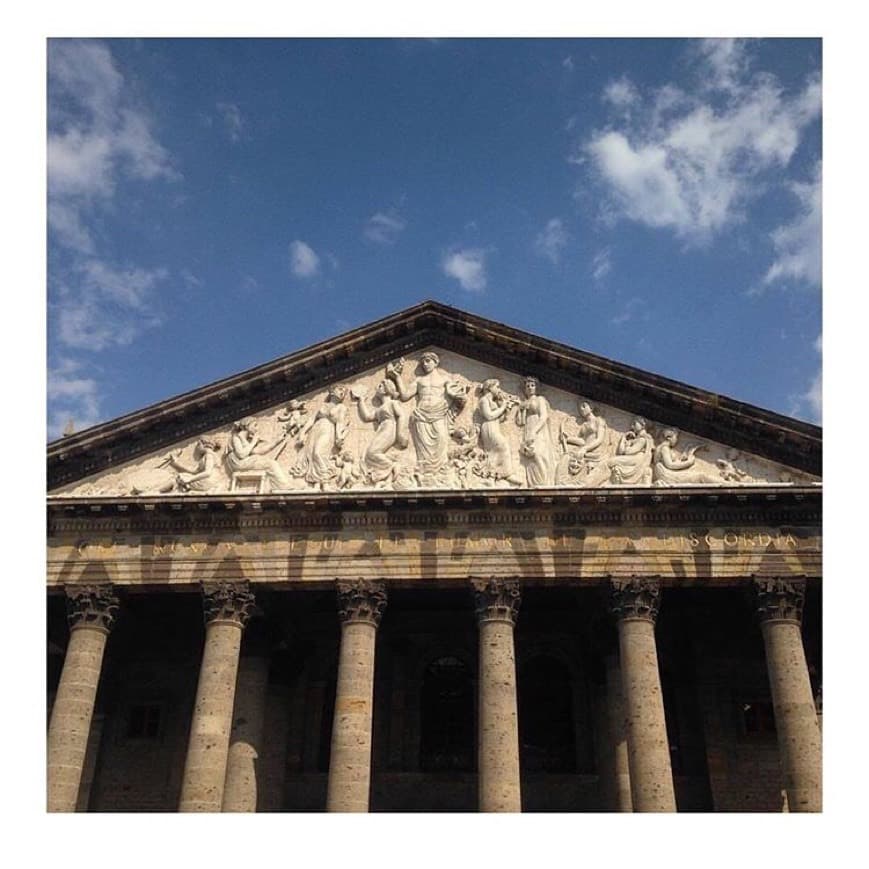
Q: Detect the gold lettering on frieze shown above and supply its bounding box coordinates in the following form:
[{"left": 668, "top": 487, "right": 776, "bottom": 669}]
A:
[{"left": 289, "top": 535, "right": 308, "bottom": 552}]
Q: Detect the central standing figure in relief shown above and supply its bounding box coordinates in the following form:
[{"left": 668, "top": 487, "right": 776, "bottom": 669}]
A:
[{"left": 387, "top": 352, "right": 468, "bottom": 487}]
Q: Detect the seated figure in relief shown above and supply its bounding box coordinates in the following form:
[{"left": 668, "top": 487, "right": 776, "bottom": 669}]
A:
[
  {"left": 607, "top": 417, "right": 654, "bottom": 485},
  {"left": 292, "top": 385, "right": 350, "bottom": 489},
  {"left": 516, "top": 376, "right": 556, "bottom": 487},
  {"left": 556, "top": 401, "right": 609, "bottom": 485},
  {"left": 475, "top": 379, "right": 524, "bottom": 486},
  {"left": 226, "top": 418, "right": 293, "bottom": 491},
  {"left": 652, "top": 429, "right": 720, "bottom": 485},
  {"left": 167, "top": 437, "right": 224, "bottom": 492},
  {"left": 352, "top": 379, "right": 409, "bottom": 485}
]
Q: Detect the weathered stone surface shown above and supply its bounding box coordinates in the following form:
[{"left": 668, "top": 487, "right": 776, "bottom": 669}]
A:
[
  {"left": 754, "top": 579, "right": 822, "bottom": 812},
  {"left": 326, "top": 581, "right": 386, "bottom": 812},
  {"left": 47, "top": 585, "right": 118, "bottom": 812},
  {"left": 178, "top": 583, "right": 254, "bottom": 812},
  {"left": 474, "top": 579, "right": 522, "bottom": 812}
]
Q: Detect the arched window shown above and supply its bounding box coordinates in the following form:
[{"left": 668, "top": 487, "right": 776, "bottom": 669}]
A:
[
  {"left": 419, "top": 656, "right": 474, "bottom": 772},
  {"left": 519, "top": 655, "right": 576, "bottom": 772}
]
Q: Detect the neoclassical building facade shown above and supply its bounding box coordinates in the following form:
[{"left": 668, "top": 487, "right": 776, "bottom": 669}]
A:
[{"left": 47, "top": 302, "right": 822, "bottom": 812}]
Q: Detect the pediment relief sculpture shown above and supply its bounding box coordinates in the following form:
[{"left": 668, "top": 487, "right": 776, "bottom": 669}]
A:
[{"left": 53, "top": 349, "right": 819, "bottom": 497}]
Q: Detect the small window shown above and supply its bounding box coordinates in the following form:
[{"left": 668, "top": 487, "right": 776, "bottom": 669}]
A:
[
  {"left": 740, "top": 701, "right": 777, "bottom": 736},
  {"left": 126, "top": 704, "right": 163, "bottom": 740}
]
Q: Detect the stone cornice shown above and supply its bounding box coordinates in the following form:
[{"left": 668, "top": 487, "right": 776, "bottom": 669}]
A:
[
  {"left": 47, "top": 302, "right": 821, "bottom": 488},
  {"left": 47, "top": 485, "right": 821, "bottom": 534}
]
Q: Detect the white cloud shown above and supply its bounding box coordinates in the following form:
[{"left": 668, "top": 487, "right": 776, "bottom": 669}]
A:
[
  {"left": 217, "top": 101, "right": 245, "bottom": 143},
  {"left": 602, "top": 75, "right": 639, "bottom": 109},
  {"left": 441, "top": 248, "right": 488, "bottom": 292},
  {"left": 534, "top": 218, "right": 568, "bottom": 264},
  {"left": 290, "top": 240, "right": 321, "bottom": 278},
  {"left": 364, "top": 211, "right": 406, "bottom": 245},
  {"left": 582, "top": 40, "right": 821, "bottom": 243},
  {"left": 610, "top": 297, "right": 643, "bottom": 326},
  {"left": 764, "top": 163, "right": 821, "bottom": 288},
  {"left": 790, "top": 333, "right": 822, "bottom": 423},
  {"left": 591, "top": 247, "right": 612, "bottom": 282}
]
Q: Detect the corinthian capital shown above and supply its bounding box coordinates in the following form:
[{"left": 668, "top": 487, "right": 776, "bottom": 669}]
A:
[
  {"left": 752, "top": 577, "right": 806, "bottom": 624},
  {"left": 65, "top": 585, "right": 120, "bottom": 633},
  {"left": 609, "top": 577, "right": 662, "bottom": 624},
  {"left": 336, "top": 580, "right": 387, "bottom": 627},
  {"left": 472, "top": 578, "right": 522, "bottom": 626},
  {"left": 202, "top": 582, "right": 256, "bottom": 628}
]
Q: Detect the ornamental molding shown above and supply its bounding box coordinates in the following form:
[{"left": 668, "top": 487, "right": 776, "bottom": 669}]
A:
[
  {"left": 336, "top": 579, "right": 388, "bottom": 627},
  {"left": 609, "top": 577, "right": 662, "bottom": 623},
  {"left": 752, "top": 577, "right": 806, "bottom": 624},
  {"left": 202, "top": 581, "right": 257, "bottom": 627},
  {"left": 472, "top": 577, "right": 522, "bottom": 626},
  {"left": 65, "top": 584, "right": 119, "bottom": 633}
]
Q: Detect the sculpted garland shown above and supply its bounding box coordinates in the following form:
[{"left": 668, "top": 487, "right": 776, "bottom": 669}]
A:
[{"left": 67, "top": 354, "right": 813, "bottom": 497}]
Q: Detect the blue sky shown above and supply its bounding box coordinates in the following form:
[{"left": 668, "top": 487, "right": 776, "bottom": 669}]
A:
[{"left": 47, "top": 37, "right": 822, "bottom": 439}]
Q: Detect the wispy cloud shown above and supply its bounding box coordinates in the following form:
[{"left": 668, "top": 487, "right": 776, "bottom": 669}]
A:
[
  {"left": 790, "top": 333, "right": 821, "bottom": 422},
  {"left": 441, "top": 248, "right": 488, "bottom": 292},
  {"left": 216, "top": 101, "right": 245, "bottom": 143},
  {"left": 47, "top": 357, "right": 104, "bottom": 438},
  {"left": 591, "top": 247, "right": 612, "bottom": 282},
  {"left": 47, "top": 38, "right": 178, "bottom": 427},
  {"left": 610, "top": 296, "right": 643, "bottom": 326},
  {"left": 581, "top": 39, "right": 821, "bottom": 248},
  {"left": 364, "top": 211, "right": 407, "bottom": 245},
  {"left": 764, "top": 162, "right": 821, "bottom": 289},
  {"left": 290, "top": 240, "right": 321, "bottom": 278},
  {"left": 534, "top": 218, "right": 568, "bottom": 265}
]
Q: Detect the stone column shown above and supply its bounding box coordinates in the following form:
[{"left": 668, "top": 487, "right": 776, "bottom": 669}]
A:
[
  {"left": 473, "top": 578, "right": 522, "bottom": 813},
  {"left": 603, "top": 653, "right": 633, "bottom": 811},
  {"left": 221, "top": 621, "right": 271, "bottom": 812},
  {"left": 753, "top": 578, "right": 822, "bottom": 812},
  {"left": 609, "top": 578, "right": 676, "bottom": 812},
  {"left": 47, "top": 585, "right": 119, "bottom": 812},
  {"left": 326, "top": 580, "right": 387, "bottom": 812},
  {"left": 179, "top": 582, "right": 255, "bottom": 812}
]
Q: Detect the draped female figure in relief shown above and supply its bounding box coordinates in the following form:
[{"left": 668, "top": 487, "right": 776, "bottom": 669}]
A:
[
  {"left": 226, "top": 418, "right": 293, "bottom": 491},
  {"left": 476, "top": 379, "right": 524, "bottom": 486},
  {"left": 387, "top": 352, "right": 469, "bottom": 486},
  {"left": 353, "top": 379, "right": 409, "bottom": 484},
  {"left": 292, "top": 385, "right": 350, "bottom": 487},
  {"left": 607, "top": 417, "right": 654, "bottom": 485},
  {"left": 516, "top": 376, "right": 556, "bottom": 487}
]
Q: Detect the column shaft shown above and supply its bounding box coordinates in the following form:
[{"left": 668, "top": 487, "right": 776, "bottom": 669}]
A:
[
  {"left": 604, "top": 653, "right": 633, "bottom": 811},
  {"left": 474, "top": 578, "right": 522, "bottom": 813},
  {"left": 46, "top": 626, "right": 109, "bottom": 812},
  {"left": 618, "top": 618, "right": 676, "bottom": 811},
  {"left": 761, "top": 619, "right": 822, "bottom": 811},
  {"left": 222, "top": 652, "right": 270, "bottom": 812},
  {"left": 47, "top": 585, "right": 118, "bottom": 813},
  {"left": 477, "top": 619, "right": 521, "bottom": 812},
  {"left": 326, "top": 580, "right": 386, "bottom": 812},
  {"left": 179, "top": 582, "right": 255, "bottom": 812}
]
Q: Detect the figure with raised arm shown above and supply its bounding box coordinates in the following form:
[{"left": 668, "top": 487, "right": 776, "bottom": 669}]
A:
[
  {"left": 292, "top": 385, "right": 350, "bottom": 488},
  {"left": 226, "top": 418, "right": 292, "bottom": 491},
  {"left": 476, "top": 379, "right": 524, "bottom": 486},
  {"left": 386, "top": 352, "right": 468, "bottom": 486},
  {"left": 352, "top": 379, "right": 409, "bottom": 484}
]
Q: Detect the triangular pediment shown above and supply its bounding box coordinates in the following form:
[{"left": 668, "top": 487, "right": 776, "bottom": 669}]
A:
[{"left": 49, "top": 304, "right": 820, "bottom": 496}]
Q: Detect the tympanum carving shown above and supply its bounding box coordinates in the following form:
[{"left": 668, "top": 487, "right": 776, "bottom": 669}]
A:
[{"left": 56, "top": 348, "right": 818, "bottom": 497}]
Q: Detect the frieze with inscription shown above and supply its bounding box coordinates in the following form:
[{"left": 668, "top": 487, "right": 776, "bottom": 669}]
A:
[{"left": 53, "top": 349, "right": 820, "bottom": 498}]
